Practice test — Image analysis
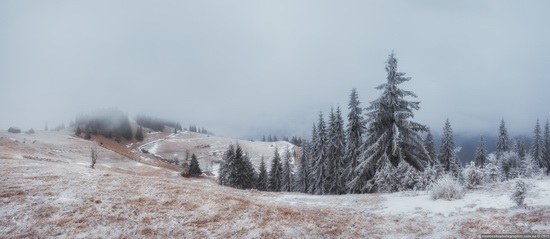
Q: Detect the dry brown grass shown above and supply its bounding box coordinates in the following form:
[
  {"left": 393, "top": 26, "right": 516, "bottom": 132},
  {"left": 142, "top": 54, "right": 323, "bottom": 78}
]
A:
[{"left": 4, "top": 131, "right": 550, "bottom": 238}]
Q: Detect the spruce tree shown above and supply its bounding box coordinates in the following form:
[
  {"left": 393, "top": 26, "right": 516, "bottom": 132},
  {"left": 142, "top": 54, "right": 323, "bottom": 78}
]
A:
[
  {"left": 242, "top": 153, "right": 257, "bottom": 189},
  {"left": 530, "top": 119, "right": 547, "bottom": 170},
  {"left": 135, "top": 126, "right": 144, "bottom": 141},
  {"left": 474, "top": 136, "right": 488, "bottom": 167},
  {"left": 268, "top": 148, "right": 283, "bottom": 192},
  {"left": 543, "top": 120, "right": 550, "bottom": 174},
  {"left": 327, "top": 107, "right": 346, "bottom": 194},
  {"left": 496, "top": 119, "right": 511, "bottom": 160},
  {"left": 218, "top": 144, "right": 235, "bottom": 186},
  {"left": 189, "top": 153, "right": 202, "bottom": 176},
  {"left": 228, "top": 144, "right": 255, "bottom": 189},
  {"left": 325, "top": 109, "right": 337, "bottom": 194},
  {"left": 257, "top": 156, "right": 268, "bottom": 191},
  {"left": 513, "top": 138, "right": 526, "bottom": 160},
  {"left": 281, "top": 149, "right": 293, "bottom": 192},
  {"left": 424, "top": 129, "right": 437, "bottom": 164},
  {"left": 75, "top": 126, "right": 82, "bottom": 136},
  {"left": 349, "top": 52, "right": 431, "bottom": 193},
  {"left": 121, "top": 115, "right": 133, "bottom": 140},
  {"left": 309, "top": 112, "right": 329, "bottom": 195},
  {"left": 294, "top": 146, "right": 310, "bottom": 193},
  {"left": 344, "top": 88, "right": 365, "bottom": 193},
  {"left": 511, "top": 179, "right": 527, "bottom": 207},
  {"left": 439, "top": 119, "right": 460, "bottom": 176}
]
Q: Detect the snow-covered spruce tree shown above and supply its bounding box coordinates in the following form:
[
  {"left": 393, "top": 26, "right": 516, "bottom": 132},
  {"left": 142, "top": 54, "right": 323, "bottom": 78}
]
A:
[
  {"left": 348, "top": 52, "right": 431, "bottom": 193},
  {"left": 344, "top": 88, "right": 365, "bottom": 193},
  {"left": 483, "top": 154, "right": 502, "bottom": 183},
  {"left": 294, "top": 146, "right": 310, "bottom": 193},
  {"left": 530, "top": 119, "right": 548, "bottom": 171},
  {"left": 189, "top": 153, "right": 202, "bottom": 176},
  {"left": 256, "top": 156, "right": 268, "bottom": 191},
  {"left": 496, "top": 119, "right": 511, "bottom": 160},
  {"left": 309, "top": 112, "right": 329, "bottom": 195},
  {"left": 281, "top": 149, "right": 294, "bottom": 192},
  {"left": 228, "top": 144, "right": 256, "bottom": 189},
  {"left": 305, "top": 124, "right": 317, "bottom": 193},
  {"left": 521, "top": 155, "right": 540, "bottom": 179},
  {"left": 398, "top": 163, "right": 421, "bottom": 191},
  {"left": 268, "top": 148, "right": 283, "bottom": 192},
  {"left": 500, "top": 151, "right": 521, "bottom": 181},
  {"left": 218, "top": 161, "right": 229, "bottom": 185},
  {"left": 511, "top": 179, "right": 527, "bottom": 207},
  {"left": 326, "top": 107, "right": 347, "bottom": 194},
  {"left": 242, "top": 153, "right": 257, "bottom": 189},
  {"left": 513, "top": 137, "right": 526, "bottom": 160},
  {"left": 424, "top": 129, "right": 437, "bottom": 164},
  {"left": 543, "top": 120, "right": 550, "bottom": 174},
  {"left": 373, "top": 158, "right": 400, "bottom": 193},
  {"left": 218, "top": 144, "right": 235, "bottom": 185},
  {"left": 418, "top": 163, "right": 439, "bottom": 190},
  {"left": 325, "top": 109, "right": 337, "bottom": 194},
  {"left": 438, "top": 119, "right": 461, "bottom": 177},
  {"left": 474, "top": 136, "right": 488, "bottom": 168}
]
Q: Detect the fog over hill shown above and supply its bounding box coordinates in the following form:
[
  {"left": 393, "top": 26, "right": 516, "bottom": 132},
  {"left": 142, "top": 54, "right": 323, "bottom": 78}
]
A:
[{"left": 1, "top": 1, "right": 550, "bottom": 139}]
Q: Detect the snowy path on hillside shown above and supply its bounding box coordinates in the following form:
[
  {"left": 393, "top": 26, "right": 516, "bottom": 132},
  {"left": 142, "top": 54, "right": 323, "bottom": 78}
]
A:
[{"left": 137, "top": 132, "right": 178, "bottom": 160}]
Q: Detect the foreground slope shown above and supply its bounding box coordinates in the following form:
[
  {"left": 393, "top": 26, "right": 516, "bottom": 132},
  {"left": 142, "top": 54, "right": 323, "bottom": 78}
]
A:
[{"left": 1, "top": 131, "right": 550, "bottom": 238}]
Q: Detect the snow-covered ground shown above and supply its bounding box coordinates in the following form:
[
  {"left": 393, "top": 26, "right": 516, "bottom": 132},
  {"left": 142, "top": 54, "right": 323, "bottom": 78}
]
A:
[{"left": 1, "top": 130, "right": 550, "bottom": 238}]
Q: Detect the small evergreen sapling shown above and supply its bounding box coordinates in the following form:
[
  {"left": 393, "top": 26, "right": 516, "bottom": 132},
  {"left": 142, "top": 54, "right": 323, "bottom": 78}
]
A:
[
  {"left": 483, "top": 154, "right": 502, "bottom": 183},
  {"left": 189, "top": 154, "right": 202, "bottom": 176},
  {"left": 463, "top": 162, "right": 483, "bottom": 189},
  {"left": 511, "top": 179, "right": 527, "bottom": 207}
]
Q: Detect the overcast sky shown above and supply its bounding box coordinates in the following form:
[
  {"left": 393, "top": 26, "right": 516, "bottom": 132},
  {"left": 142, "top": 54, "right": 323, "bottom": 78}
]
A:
[{"left": 1, "top": 1, "right": 549, "bottom": 139}]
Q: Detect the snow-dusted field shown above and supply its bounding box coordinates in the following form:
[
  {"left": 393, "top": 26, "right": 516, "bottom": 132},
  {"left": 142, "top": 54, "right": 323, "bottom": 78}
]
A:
[
  {"left": 1, "top": 131, "right": 550, "bottom": 238},
  {"left": 139, "top": 131, "right": 297, "bottom": 173}
]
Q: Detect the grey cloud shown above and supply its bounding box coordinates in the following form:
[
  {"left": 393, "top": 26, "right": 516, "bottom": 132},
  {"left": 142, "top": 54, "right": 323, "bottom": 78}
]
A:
[{"left": 1, "top": 1, "right": 549, "bottom": 139}]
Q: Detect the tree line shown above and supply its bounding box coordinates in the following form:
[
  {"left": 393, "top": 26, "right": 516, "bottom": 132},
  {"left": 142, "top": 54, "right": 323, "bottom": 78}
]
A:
[
  {"left": 75, "top": 109, "right": 133, "bottom": 141},
  {"left": 136, "top": 114, "right": 182, "bottom": 132},
  {"left": 260, "top": 135, "right": 304, "bottom": 147},
  {"left": 218, "top": 52, "right": 550, "bottom": 194}
]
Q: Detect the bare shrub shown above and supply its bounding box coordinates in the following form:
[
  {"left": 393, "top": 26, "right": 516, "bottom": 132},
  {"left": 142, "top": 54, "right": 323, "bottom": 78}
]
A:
[
  {"left": 430, "top": 174, "right": 465, "bottom": 200},
  {"left": 91, "top": 142, "right": 98, "bottom": 169}
]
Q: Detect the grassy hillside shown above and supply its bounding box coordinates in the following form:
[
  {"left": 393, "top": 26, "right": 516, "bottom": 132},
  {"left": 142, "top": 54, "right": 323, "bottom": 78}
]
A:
[{"left": 1, "top": 130, "right": 549, "bottom": 238}]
